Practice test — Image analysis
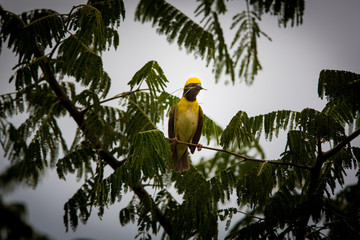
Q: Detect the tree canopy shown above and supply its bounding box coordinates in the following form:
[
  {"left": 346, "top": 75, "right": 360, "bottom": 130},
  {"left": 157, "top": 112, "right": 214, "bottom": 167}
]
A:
[{"left": 0, "top": 0, "right": 359, "bottom": 239}]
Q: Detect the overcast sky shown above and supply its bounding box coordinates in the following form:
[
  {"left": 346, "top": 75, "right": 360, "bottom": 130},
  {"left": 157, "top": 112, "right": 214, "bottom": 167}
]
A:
[{"left": 1, "top": 0, "right": 360, "bottom": 239}]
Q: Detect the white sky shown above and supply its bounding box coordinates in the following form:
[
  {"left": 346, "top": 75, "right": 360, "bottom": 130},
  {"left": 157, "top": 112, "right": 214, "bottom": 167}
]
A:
[{"left": 1, "top": 0, "right": 360, "bottom": 239}]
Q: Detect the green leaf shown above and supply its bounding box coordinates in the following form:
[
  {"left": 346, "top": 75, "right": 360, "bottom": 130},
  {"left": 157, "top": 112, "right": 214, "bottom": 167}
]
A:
[
  {"left": 88, "top": 0, "right": 125, "bottom": 27},
  {"left": 135, "top": 0, "right": 215, "bottom": 64},
  {"left": 249, "top": 110, "right": 295, "bottom": 141},
  {"left": 207, "top": 12, "right": 235, "bottom": 83},
  {"left": 56, "top": 142, "right": 95, "bottom": 180},
  {"left": 74, "top": 4, "right": 106, "bottom": 49},
  {"left": 63, "top": 180, "right": 93, "bottom": 231},
  {"left": 125, "top": 94, "right": 157, "bottom": 141},
  {"left": 128, "top": 60, "right": 168, "bottom": 97},
  {"left": 203, "top": 114, "right": 223, "bottom": 144},
  {"left": 119, "top": 201, "right": 136, "bottom": 226},
  {"left": 0, "top": 139, "right": 44, "bottom": 189},
  {"left": 171, "top": 167, "right": 218, "bottom": 239},
  {"left": 220, "top": 111, "right": 255, "bottom": 149},
  {"left": 0, "top": 92, "right": 25, "bottom": 117},
  {"left": 127, "top": 129, "right": 170, "bottom": 183},
  {"left": 231, "top": 9, "right": 271, "bottom": 84},
  {"left": 249, "top": 0, "right": 305, "bottom": 27},
  {"left": 318, "top": 69, "right": 360, "bottom": 114},
  {"left": 282, "top": 130, "right": 317, "bottom": 166},
  {"left": 236, "top": 161, "right": 276, "bottom": 207},
  {"left": 0, "top": 8, "right": 65, "bottom": 62},
  {"left": 57, "top": 34, "right": 111, "bottom": 97},
  {"left": 249, "top": 108, "right": 346, "bottom": 143}
]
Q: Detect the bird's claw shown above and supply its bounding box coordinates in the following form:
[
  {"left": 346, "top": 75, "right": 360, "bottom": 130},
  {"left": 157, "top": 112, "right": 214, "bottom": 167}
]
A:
[{"left": 197, "top": 144, "right": 203, "bottom": 151}]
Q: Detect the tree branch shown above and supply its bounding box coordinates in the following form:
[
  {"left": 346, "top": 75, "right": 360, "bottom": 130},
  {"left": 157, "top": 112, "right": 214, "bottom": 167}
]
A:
[
  {"left": 236, "top": 209, "right": 264, "bottom": 221},
  {"left": 100, "top": 88, "right": 149, "bottom": 104},
  {"left": 297, "top": 128, "right": 360, "bottom": 239},
  {"left": 80, "top": 88, "right": 149, "bottom": 115},
  {"left": 34, "top": 47, "right": 173, "bottom": 237},
  {"left": 132, "top": 184, "right": 173, "bottom": 236},
  {"left": 322, "top": 127, "right": 360, "bottom": 161},
  {"left": 166, "top": 138, "right": 312, "bottom": 170}
]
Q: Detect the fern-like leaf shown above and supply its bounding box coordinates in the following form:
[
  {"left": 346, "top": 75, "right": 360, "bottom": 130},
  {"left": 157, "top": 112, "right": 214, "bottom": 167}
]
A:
[
  {"left": 128, "top": 60, "right": 169, "bottom": 98},
  {"left": 249, "top": 110, "right": 295, "bottom": 141},
  {"left": 231, "top": 8, "right": 271, "bottom": 84},
  {"left": 127, "top": 129, "right": 170, "bottom": 183},
  {"left": 171, "top": 167, "right": 218, "bottom": 239},
  {"left": 135, "top": 0, "right": 215, "bottom": 64},
  {"left": 125, "top": 94, "right": 157, "bottom": 141},
  {"left": 63, "top": 179, "right": 94, "bottom": 232},
  {"left": 203, "top": 114, "right": 223, "bottom": 144},
  {"left": 88, "top": 0, "right": 125, "bottom": 28},
  {"left": 249, "top": 0, "right": 305, "bottom": 27},
  {"left": 249, "top": 108, "right": 346, "bottom": 143},
  {"left": 318, "top": 69, "right": 360, "bottom": 114},
  {"left": 220, "top": 111, "right": 255, "bottom": 149},
  {"left": 209, "top": 12, "right": 235, "bottom": 83},
  {"left": 0, "top": 7, "right": 65, "bottom": 62},
  {"left": 56, "top": 142, "right": 95, "bottom": 180},
  {"left": 56, "top": 34, "right": 111, "bottom": 97},
  {"left": 236, "top": 161, "right": 276, "bottom": 207}
]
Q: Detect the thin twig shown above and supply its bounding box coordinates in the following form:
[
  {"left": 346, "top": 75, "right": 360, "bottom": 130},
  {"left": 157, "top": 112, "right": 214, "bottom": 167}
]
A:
[
  {"left": 79, "top": 88, "right": 149, "bottom": 115},
  {"left": 49, "top": 5, "right": 81, "bottom": 59},
  {"left": 142, "top": 184, "right": 163, "bottom": 187},
  {"left": 100, "top": 88, "right": 149, "bottom": 105},
  {"left": 237, "top": 210, "right": 264, "bottom": 221},
  {"left": 166, "top": 138, "right": 312, "bottom": 170}
]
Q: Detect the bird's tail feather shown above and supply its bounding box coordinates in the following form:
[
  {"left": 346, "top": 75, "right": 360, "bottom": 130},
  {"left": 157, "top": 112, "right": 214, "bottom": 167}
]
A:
[{"left": 170, "top": 145, "right": 190, "bottom": 172}]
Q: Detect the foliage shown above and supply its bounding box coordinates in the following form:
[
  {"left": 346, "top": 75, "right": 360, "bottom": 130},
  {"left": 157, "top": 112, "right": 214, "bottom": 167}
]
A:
[
  {"left": 134, "top": 0, "right": 304, "bottom": 84},
  {"left": 250, "top": 0, "right": 305, "bottom": 27},
  {"left": 0, "top": 196, "right": 49, "bottom": 240},
  {"left": 0, "top": 1, "right": 359, "bottom": 240}
]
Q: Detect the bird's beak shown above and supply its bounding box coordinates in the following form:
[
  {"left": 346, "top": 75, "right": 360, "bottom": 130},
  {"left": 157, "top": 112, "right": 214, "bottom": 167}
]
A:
[{"left": 196, "top": 84, "right": 206, "bottom": 91}]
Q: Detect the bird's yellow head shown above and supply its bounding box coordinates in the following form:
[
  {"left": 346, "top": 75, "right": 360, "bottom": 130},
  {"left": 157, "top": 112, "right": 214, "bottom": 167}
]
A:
[
  {"left": 184, "top": 77, "right": 202, "bottom": 87},
  {"left": 183, "top": 77, "right": 204, "bottom": 101}
]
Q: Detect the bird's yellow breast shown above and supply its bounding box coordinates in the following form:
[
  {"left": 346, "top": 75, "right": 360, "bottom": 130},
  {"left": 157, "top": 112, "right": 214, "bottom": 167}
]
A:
[{"left": 174, "top": 97, "right": 199, "bottom": 143}]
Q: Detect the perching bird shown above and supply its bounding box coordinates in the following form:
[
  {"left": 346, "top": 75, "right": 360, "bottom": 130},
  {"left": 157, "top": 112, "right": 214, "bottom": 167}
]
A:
[{"left": 168, "top": 77, "right": 204, "bottom": 172}]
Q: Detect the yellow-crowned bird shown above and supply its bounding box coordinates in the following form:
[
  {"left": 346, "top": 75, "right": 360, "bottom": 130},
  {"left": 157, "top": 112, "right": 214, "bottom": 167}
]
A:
[{"left": 168, "top": 77, "right": 204, "bottom": 172}]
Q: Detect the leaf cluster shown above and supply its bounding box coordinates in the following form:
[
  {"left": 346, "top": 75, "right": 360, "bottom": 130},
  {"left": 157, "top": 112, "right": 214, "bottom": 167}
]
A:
[
  {"left": 0, "top": 196, "right": 50, "bottom": 240},
  {"left": 222, "top": 70, "right": 360, "bottom": 239},
  {"left": 250, "top": 0, "right": 305, "bottom": 27},
  {"left": 135, "top": 0, "right": 303, "bottom": 84}
]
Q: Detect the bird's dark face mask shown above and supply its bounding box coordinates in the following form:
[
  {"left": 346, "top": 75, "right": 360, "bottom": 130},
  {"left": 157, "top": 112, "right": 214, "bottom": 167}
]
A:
[{"left": 183, "top": 83, "right": 204, "bottom": 101}]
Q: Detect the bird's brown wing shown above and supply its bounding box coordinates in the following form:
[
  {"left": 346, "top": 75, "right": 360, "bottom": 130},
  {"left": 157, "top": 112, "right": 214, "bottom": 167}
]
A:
[
  {"left": 168, "top": 104, "right": 176, "bottom": 152},
  {"left": 189, "top": 106, "right": 203, "bottom": 154}
]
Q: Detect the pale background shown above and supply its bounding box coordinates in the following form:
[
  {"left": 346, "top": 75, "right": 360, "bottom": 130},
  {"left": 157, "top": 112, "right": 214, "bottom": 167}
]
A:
[{"left": 1, "top": 0, "right": 360, "bottom": 239}]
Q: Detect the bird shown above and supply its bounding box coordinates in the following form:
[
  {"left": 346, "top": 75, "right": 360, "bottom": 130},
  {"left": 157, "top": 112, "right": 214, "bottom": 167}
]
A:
[{"left": 168, "top": 77, "right": 204, "bottom": 172}]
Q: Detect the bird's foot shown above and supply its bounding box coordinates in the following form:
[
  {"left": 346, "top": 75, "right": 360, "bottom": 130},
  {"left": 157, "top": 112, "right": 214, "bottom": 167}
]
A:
[
  {"left": 171, "top": 137, "right": 179, "bottom": 145},
  {"left": 197, "top": 144, "right": 203, "bottom": 151}
]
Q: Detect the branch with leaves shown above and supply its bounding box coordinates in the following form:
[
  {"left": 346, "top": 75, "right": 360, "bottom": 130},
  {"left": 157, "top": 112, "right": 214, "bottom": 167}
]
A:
[
  {"left": 33, "top": 46, "right": 174, "bottom": 236},
  {"left": 0, "top": 1, "right": 174, "bottom": 237},
  {"left": 167, "top": 138, "right": 312, "bottom": 170}
]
